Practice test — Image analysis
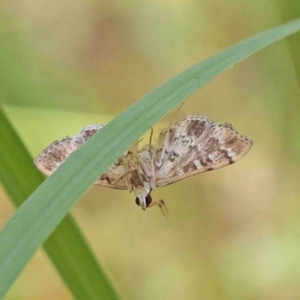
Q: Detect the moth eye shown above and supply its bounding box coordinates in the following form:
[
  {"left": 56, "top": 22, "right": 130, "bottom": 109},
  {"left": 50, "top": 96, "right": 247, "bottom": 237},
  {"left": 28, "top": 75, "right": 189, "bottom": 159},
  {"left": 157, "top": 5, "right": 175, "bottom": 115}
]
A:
[
  {"left": 135, "top": 197, "right": 140, "bottom": 206},
  {"left": 145, "top": 194, "right": 152, "bottom": 206}
]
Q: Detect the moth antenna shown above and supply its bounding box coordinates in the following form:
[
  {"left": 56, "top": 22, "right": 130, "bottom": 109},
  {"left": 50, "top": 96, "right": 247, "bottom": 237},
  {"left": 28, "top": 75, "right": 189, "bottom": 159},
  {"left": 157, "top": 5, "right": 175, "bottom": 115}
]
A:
[
  {"left": 108, "top": 168, "right": 136, "bottom": 185},
  {"left": 168, "top": 100, "right": 186, "bottom": 129}
]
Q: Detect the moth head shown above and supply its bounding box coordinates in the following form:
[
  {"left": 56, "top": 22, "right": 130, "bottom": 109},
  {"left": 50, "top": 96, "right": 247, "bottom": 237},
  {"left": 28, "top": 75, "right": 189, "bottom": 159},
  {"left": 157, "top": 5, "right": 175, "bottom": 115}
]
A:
[{"left": 135, "top": 194, "right": 152, "bottom": 210}]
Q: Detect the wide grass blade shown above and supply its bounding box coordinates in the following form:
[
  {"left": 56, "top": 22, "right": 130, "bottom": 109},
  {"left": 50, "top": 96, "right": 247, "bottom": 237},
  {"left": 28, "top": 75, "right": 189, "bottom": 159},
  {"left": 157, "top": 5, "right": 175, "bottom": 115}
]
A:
[
  {"left": 0, "top": 109, "right": 120, "bottom": 299},
  {"left": 1, "top": 19, "right": 300, "bottom": 299}
]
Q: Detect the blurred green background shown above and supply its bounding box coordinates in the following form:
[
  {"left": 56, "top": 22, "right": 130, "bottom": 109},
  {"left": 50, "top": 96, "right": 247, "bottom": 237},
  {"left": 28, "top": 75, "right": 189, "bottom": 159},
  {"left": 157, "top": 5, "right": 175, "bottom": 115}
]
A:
[{"left": 1, "top": 0, "right": 300, "bottom": 299}]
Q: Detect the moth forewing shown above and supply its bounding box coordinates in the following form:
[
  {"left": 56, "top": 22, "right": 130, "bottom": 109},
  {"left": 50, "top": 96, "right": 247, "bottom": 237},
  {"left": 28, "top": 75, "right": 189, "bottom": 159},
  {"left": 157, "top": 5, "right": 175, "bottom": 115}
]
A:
[
  {"left": 34, "top": 136, "right": 83, "bottom": 176},
  {"left": 155, "top": 116, "right": 212, "bottom": 178},
  {"left": 79, "top": 124, "right": 107, "bottom": 142},
  {"left": 154, "top": 116, "right": 253, "bottom": 187}
]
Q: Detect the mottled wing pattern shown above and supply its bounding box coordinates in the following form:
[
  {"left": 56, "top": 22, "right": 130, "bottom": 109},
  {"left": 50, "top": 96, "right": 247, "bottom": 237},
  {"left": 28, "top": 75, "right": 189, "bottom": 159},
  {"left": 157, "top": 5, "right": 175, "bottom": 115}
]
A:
[
  {"left": 34, "top": 136, "right": 82, "bottom": 176},
  {"left": 155, "top": 116, "right": 252, "bottom": 186},
  {"left": 79, "top": 124, "right": 107, "bottom": 142},
  {"left": 34, "top": 123, "right": 128, "bottom": 190},
  {"left": 155, "top": 116, "right": 211, "bottom": 178}
]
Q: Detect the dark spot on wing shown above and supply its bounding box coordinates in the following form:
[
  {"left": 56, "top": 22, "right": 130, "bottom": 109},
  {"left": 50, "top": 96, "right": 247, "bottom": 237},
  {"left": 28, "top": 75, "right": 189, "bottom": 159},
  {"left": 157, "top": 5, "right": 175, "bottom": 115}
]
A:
[
  {"left": 199, "top": 157, "right": 208, "bottom": 167},
  {"left": 219, "top": 150, "right": 235, "bottom": 164},
  {"left": 224, "top": 136, "right": 238, "bottom": 147},
  {"left": 204, "top": 137, "right": 219, "bottom": 153},
  {"left": 183, "top": 162, "right": 198, "bottom": 173},
  {"left": 187, "top": 119, "right": 207, "bottom": 138}
]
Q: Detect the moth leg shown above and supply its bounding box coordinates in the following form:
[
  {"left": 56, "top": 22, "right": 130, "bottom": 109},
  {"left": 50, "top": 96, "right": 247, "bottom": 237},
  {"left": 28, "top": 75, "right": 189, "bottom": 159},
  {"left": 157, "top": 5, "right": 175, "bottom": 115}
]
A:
[
  {"left": 107, "top": 166, "right": 123, "bottom": 175},
  {"left": 155, "top": 132, "right": 169, "bottom": 167},
  {"left": 169, "top": 100, "right": 185, "bottom": 127},
  {"left": 108, "top": 167, "right": 137, "bottom": 185},
  {"left": 129, "top": 140, "right": 140, "bottom": 157},
  {"left": 100, "top": 175, "right": 113, "bottom": 184},
  {"left": 135, "top": 138, "right": 144, "bottom": 164},
  {"left": 121, "top": 155, "right": 149, "bottom": 182},
  {"left": 147, "top": 200, "right": 168, "bottom": 218},
  {"left": 148, "top": 126, "right": 154, "bottom": 159}
]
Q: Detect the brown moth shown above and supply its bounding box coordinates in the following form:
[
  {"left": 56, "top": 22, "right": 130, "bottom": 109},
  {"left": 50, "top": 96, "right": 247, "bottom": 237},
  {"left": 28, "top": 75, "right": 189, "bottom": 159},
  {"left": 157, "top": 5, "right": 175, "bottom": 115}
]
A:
[{"left": 34, "top": 116, "right": 253, "bottom": 217}]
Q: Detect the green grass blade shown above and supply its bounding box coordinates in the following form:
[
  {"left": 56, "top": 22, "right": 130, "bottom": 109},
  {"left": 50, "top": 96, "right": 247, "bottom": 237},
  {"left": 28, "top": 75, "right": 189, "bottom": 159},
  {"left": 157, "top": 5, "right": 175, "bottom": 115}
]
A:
[
  {"left": 278, "top": 0, "right": 300, "bottom": 79},
  {"left": 0, "top": 109, "right": 119, "bottom": 299},
  {"left": 277, "top": 2, "right": 300, "bottom": 153},
  {"left": 0, "top": 19, "right": 300, "bottom": 299}
]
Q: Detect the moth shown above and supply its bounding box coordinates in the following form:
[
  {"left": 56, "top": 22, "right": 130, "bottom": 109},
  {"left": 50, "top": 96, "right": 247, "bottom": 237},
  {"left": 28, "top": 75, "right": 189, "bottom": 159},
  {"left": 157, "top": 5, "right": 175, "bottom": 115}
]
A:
[{"left": 34, "top": 116, "right": 253, "bottom": 216}]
